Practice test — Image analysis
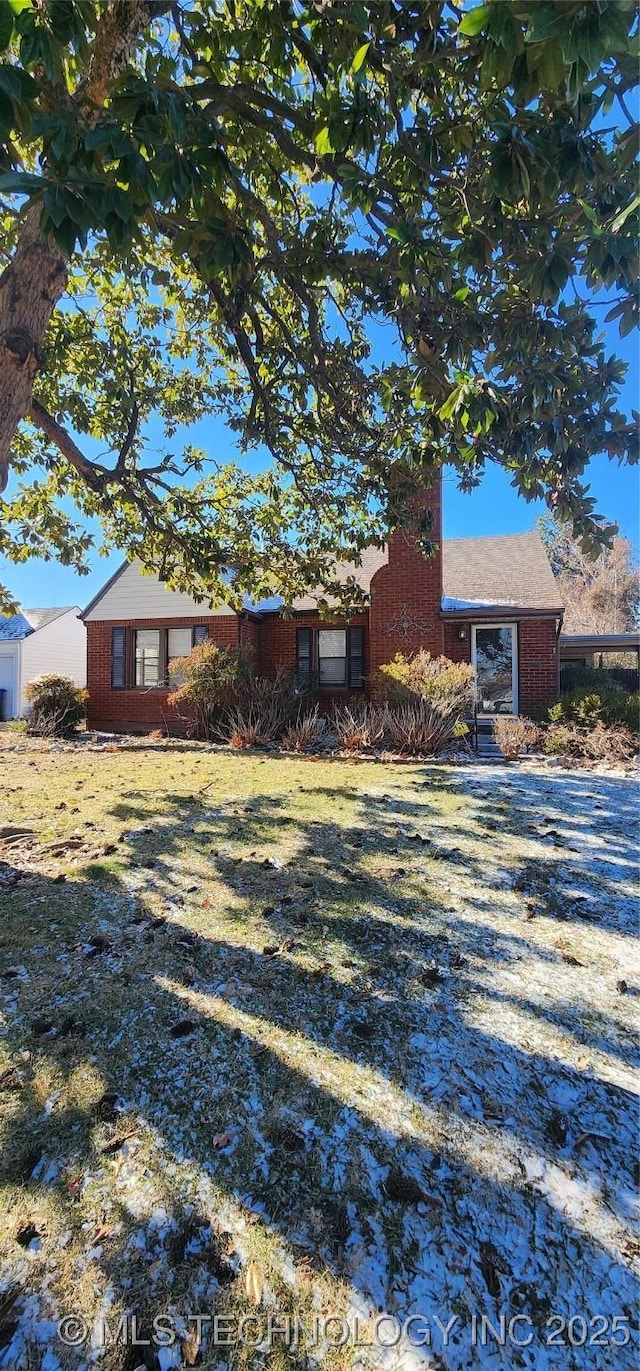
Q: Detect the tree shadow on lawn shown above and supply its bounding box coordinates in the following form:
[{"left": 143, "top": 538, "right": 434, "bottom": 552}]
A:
[{"left": 0, "top": 778, "right": 638, "bottom": 1369}]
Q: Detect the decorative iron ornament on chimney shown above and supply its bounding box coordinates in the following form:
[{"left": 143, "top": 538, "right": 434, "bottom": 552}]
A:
[{"left": 384, "top": 602, "right": 429, "bottom": 640}]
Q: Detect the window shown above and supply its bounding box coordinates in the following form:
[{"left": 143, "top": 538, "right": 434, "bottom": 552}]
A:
[
  {"left": 296, "top": 626, "right": 364, "bottom": 689},
  {"left": 111, "top": 625, "right": 208, "bottom": 689},
  {"left": 318, "top": 629, "right": 347, "bottom": 685},
  {"left": 167, "top": 627, "right": 193, "bottom": 684},
  {"left": 135, "top": 629, "right": 161, "bottom": 686}
]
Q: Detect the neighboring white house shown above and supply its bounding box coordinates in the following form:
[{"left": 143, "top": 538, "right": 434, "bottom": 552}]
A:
[{"left": 0, "top": 607, "right": 86, "bottom": 719}]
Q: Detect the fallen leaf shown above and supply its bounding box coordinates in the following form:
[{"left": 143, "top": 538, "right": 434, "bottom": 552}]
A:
[
  {"left": 181, "top": 1323, "right": 201, "bottom": 1366},
  {"left": 212, "top": 1130, "right": 234, "bottom": 1149},
  {"left": 92, "top": 1222, "right": 116, "bottom": 1244},
  {"left": 245, "top": 1261, "right": 263, "bottom": 1306}
]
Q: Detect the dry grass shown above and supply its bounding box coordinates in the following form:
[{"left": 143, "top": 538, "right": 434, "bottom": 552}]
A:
[{"left": 0, "top": 738, "right": 637, "bottom": 1369}]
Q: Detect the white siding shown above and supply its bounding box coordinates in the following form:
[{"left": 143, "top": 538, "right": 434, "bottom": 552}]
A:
[
  {"left": 84, "top": 562, "right": 234, "bottom": 621},
  {"left": 20, "top": 609, "right": 87, "bottom": 714},
  {"left": 0, "top": 643, "right": 20, "bottom": 719}
]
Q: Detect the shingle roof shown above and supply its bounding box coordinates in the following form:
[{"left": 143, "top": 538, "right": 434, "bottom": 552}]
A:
[
  {"left": 0, "top": 612, "right": 32, "bottom": 641},
  {"left": 261, "top": 531, "right": 561, "bottom": 614},
  {"left": 23, "top": 607, "right": 75, "bottom": 630},
  {"left": 0, "top": 606, "right": 78, "bottom": 641},
  {"left": 289, "top": 545, "right": 388, "bottom": 611},
  {"left": 442, "top": 532, "right": 562, "bottom": 612}
]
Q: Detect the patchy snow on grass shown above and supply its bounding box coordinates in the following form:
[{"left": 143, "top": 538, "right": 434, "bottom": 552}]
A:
[{"left": 0, "top": 748, "right": 637, "bottom": 1369}]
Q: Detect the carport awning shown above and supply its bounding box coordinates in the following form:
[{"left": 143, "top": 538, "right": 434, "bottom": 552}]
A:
[{"left": 559, "top": 633, "right": 640, "bottom": 653}]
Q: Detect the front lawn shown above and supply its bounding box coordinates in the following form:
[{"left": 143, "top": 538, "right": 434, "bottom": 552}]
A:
[{"left": 0, "top": 742, "right": 637, "bottom": 1370}]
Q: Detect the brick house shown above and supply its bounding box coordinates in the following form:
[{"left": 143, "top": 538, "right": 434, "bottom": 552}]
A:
[{"left": 81, "top": 479, "right": 563, "bottom": 733}]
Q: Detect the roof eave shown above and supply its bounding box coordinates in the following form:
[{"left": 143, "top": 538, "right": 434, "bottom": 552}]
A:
[{"left": 441, "top": 604, "right": 564, "bottom": 620}]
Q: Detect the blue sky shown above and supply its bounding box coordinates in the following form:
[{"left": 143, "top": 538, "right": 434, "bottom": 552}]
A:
[{"left": 2, "top": 288, "right": 638, "bottom": 614}]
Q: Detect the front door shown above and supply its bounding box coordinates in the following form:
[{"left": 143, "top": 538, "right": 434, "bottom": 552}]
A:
[{"left": 472, "top": 624, "right": 518, "bottom": 716}]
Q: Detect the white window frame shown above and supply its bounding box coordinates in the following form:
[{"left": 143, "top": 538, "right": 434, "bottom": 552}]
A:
[
  {"left": 471, "top": 622, "right": 518, "bottom": 716},
  {"left": 317, "top": 628, "right": 348, "bottom": 687}
]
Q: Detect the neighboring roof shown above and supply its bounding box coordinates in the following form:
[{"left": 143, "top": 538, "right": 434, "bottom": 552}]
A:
[
  {"left": 559, "top": 632, "right": 640, "bottom": 650},
  {"left": 23, "top": 607, "right": 76, "bottom": 630},
  {"left": 0, "top": 612, "right": 33, "bottom": 641},
  {"left": 0, "top": 606, "right": 80, "bottom": 642},
  {"left": 441, "top": 532, "right": 562, "bottom": 613}
]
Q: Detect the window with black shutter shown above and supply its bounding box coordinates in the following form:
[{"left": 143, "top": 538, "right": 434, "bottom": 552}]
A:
[
  {"left": 193, "top": 625, "right": 208, "bottom": 646},
  {"left": 296, "top": 626, "right": 364, "bottom": 688},
  {"left": 111, "top": 627, "right": 126, "bottom": 689}
]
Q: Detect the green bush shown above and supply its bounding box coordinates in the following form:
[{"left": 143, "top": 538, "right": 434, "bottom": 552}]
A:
[
  {"left": 373, "top": 650, "right": 475, "bottom": 707},
  {"left": 559, "top": 664, "right": 623, "bottom": 693},
  {"left": 548, "top": 687, "right": 639, "bottom": 734},
  {"left": 24, "top": 674, "right": 88, "bottom": 736}
]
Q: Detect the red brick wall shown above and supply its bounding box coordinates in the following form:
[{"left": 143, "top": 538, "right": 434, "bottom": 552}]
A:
[
  {"left": 443, "top": 621, "right": 472, "bottom": 664},
  {"left": 442, "top": 616, "right": 559, "bottom": 715},
  {"left": 257, "top": 611, "right": 369, "bottom": 700},
  {"left": 369, "top": 483, "right": 444, "bottom": 673},
  {"left": 239, "top": 615, "right": 259, "bottom": 665},
  {"left": 518, "top": 618, "right": 559, "bottom": 716},
  {"left": 86, "top": 616, "right": 239, "bottom": 733}
]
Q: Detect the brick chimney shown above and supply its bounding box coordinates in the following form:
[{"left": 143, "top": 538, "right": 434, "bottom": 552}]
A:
[{"left": 368, "top": 477, "right": 444, "bottom": 673}]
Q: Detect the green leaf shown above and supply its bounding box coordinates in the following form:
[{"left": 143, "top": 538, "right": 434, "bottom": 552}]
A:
[
  {"left": 458, "top": 5, "right": 491, "bottom": 37},
  {"left": 350, "top": 41, "right": 370, "bottom": 73},
  {"left": 314, "top": 124, "right": 333, "bottom": 155},
  {"left": 0, "top": 0, "right": 13, "bottom": 52},
  {"left": 609, "top": 194, "right": 640, "bottom": 234},
  {"left": 0, "top": 169, "right": 43, "bottom": 194}
]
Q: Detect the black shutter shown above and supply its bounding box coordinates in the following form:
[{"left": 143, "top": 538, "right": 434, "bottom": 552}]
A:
[
  {"left": 111, "top": 627, "right": 126, "bottom": 689},
  {"left": 348, "top": 626, "right": 364, "bottom": 689},
  {"left": 192, "top": 625, "right": 208, "bottom": 646},
  {"left": 296, "top": 627, "right": 313, "bottom": 678}
]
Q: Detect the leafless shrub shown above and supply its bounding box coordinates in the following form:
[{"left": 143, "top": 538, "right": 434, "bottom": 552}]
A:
[
  {"left": 221, "top": 701, "right": 285, "bottom": 748},
  {"left": 493, "top": 715, "right": 541, "bottom": 760},
  {"left": 332, "top": 701, "right": 386, "bottom": 752},
  {"left": 281, "top": 706, "right": 328, "bottom": 752},
  {"left": 216, "top": 667, "right": 312, "bottom": 748},
  {"left": 385, "top": 699, "right": 468, "bottom": 756},
  {"left": 544, "top": 720, "right": 637, "bottom": 764}
]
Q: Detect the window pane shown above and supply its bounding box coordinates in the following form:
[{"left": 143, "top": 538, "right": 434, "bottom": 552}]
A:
[
  {"left": 135, "top": 629, "right": 160, "bottom": 686},
  {"left": 168, "top": 627, "right": 193, "bottom": 659},
  {"left": 318, "top": 629, "right": 346, "bottom": 657},
  {"left": 475, "top": 627, "right": 514, "bottom": 714},
  {"left": 319, "top": 656, "right": 346, "bottom": 684}
]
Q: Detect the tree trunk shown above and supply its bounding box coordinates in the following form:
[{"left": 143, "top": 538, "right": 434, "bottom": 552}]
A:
[
  {"left": 0, "top": 208, "right": 67, "bottom": 492},
  {"left": 0, "top": 1, "right": 164, "bottom": 495}
]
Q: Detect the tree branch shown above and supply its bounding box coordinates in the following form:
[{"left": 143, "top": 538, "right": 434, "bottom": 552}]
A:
[{"left": 29, "top": 399, "right": 109, "bottom": 493}]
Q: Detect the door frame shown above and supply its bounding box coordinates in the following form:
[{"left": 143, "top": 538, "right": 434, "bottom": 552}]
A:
[
  {"left": 471, "top": 622, "right": 518, "bottom": 716},
  {"left": 0, "top": 645, "right": 20, "bottom": 720}
]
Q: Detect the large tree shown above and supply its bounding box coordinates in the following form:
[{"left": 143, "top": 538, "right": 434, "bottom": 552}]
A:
[
  {"left": 0, "top": 0, "right": 637, "bottom": 610},
  {"left": 538, "top": 510, "right": 639, "bottom": 632}
]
